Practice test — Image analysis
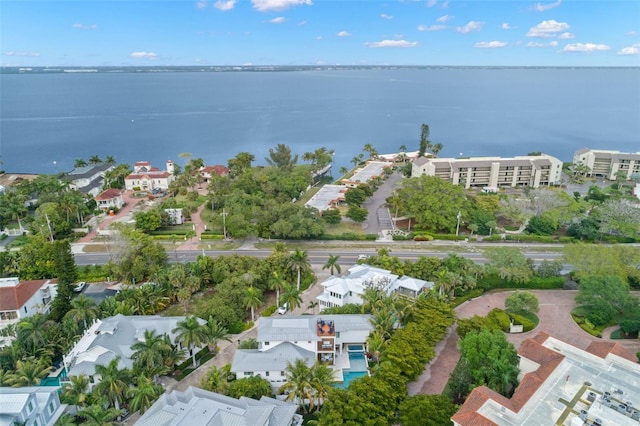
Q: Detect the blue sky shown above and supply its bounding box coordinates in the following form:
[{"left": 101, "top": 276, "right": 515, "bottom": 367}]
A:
[{"left": 2, "top": 0, "right": 639, "bottom": 66}]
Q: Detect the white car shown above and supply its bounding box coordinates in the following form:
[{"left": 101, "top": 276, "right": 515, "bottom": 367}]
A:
[
  {"left": 358, "top": 254, "right": 370, "bottom": 260},
  {"left": 73, "top": 282, "right": 86, "bottom": 293},
  {"left": 277, "top": 303, "right": 289, "bottom": 315}
]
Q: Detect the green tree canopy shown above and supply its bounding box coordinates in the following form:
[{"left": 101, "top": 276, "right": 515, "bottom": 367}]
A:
[{"left": 505, "top": 290, "right": 539, "bottom": 314}]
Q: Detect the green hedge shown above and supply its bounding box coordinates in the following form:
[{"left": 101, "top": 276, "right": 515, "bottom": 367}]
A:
[
  {"left": 200, "top": 234, "right": 225, "bottom": 240},
  {"left": 316, "top": 233, "right": 377, "bottom": 241},
  {"left": 150, "top": 229, "right": 190, "bottom": 236},
  {"left": 487, "top": 309, "right": 511, "bottom": 331},
  {"left": 451, "top": 288, "right": 484, "bottom": 307},
  {"left": 261, "top": 306, "right": 277, "bottom": 317},
  {"left": 478, "top": 275, "right": 564, "bottom": 290},
  {"left": 508, "top": 312, "right": 536, "bottom": 332}
]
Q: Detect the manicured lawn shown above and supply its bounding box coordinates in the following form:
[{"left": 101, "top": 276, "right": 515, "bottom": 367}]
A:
[{"left": 517, "top": 311, "right": 540, "bottom": 327}]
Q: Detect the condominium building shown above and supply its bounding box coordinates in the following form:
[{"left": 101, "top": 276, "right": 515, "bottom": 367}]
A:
[
  {"left": 573, "top": 148, "right": 640, "bottom": 180},
  {"left": 411, "top": 154, "right": 563, "bottom": 189}
]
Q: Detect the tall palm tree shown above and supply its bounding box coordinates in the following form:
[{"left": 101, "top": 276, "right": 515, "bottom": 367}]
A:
[
  {"left": 339, "top": 166, "right": 349, "bottom": 177},
  {"left": 5, "top": 358, "right": 52, "bottom": 387},
  {"left": 287, "top": 249, "right": 310, "bottom": 290},
  {"left": 65, "top": 294, "right": 99, "bottom": 331},
  {"left": 201, "top": 364, "right": 231, "bottom": 394},
  {"left": 204, "top": 317, "right": 230, "bottom": 354},
  {"left": 77, "top": 404, "right": 122, "bottom": 426},
  {"left": 310, "top": 362, "right": 336, "bottom": 410},
  {"left": 162, "top": 335, "right": 187, "bottom": 369},
  {"left": 88, "top": 155, "right": 103, "bottom": 165},
  {"left": 270, "top": 271, "right": 287, "bottom": 308},
  {"left": 280, "top": 359, "right": 314, "bottom": 413},
  {"left": 93, "top": 358, "right": 131, "bottom": 411},
  {"left": 172, "top": 316, "right": 208, "bottom": 368},
  {"left": 322, "top": 254, "right": 341, "bottom": 276},
  {"left": 281, "top": 285, "right": 303, "bottom": 312},
  {"left": 244, "top": 286, "right": 263, "bottom": 322},
  {"left": 431, "top": 143, "right": 444, "bottom": 156},
  {"left": 16, "top": 314, "right": 52, "bottom": 357},
  {"left": 366, "top": 330, "right": 387, "bottom": 363},
  {"left": 74, "top": 158, "right": 88, "bottom": 168},
  {"left": 128, "top": 375, "right": 163, "bottom": 414},
  {"left": 105, "top": 155, "right": 116, "bottom": 165},
  {"left": 61, "top": 374, "right": 90, "bottom": 409},
  {"left": 131, "top": 330, "right": 170, "bottom": 381}
]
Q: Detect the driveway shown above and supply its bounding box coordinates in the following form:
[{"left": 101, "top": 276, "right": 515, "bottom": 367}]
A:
[
  {"left": 408, "top": 290, "right": 640, "bottom": 395},
  {"left": 362, "top": 171, "right": 404, "bottom": 236}
]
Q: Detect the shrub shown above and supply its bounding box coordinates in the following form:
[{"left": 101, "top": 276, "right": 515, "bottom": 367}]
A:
[
  {"left": 508, "top": 312, "right": 536, "bottom": 332},
  {"left": 451, "top": 289, "right": 484, "bottom": 308},
  {"left": 487, "top": 308, "right": 511, "bottom": 331},
  {"left": 413, "top": 234, "right": 434, "bottom": 241},
  {"left": 261, "top": 306, "right": 277, "bottom": 317}
]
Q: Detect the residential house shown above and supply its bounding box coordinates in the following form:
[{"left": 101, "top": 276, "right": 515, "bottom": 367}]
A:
[
  {"left": 0, "top": 277, "right": 57, "bottom": 347},
  {"left": 94, "top": 188, "right": 124, "bottom": 212},
  {"left": 231, "top": 315, "right": 373, "bottom": 390},
  {"left": 342, "top": 161, "right": 393, "bottom": 188},
  {"left": 66, "top": 163, "right": 114, "bottom": 197},
  {"left": 124, "top": 160, "right": 175, "bottom": 191},
  {"left": 452, "top": 332, "right": 640, "bottom": 426},
  {"left": 574, "top": 148, "right": 640, "bottom": 180},
  {"left": 199, "top": 165, "right": 229, "bottom": 184},
  {"left": 304, "top": 184, "right": 347, "bottom": 214},
  {"left": 61, "top": 314, "right": 206, "bottom": 391},
  {"left": 412, "top": 154, "right": 563, "bottom": 188},
  {"left": 0, "top": 386, "right": 67, "bottom": 426},
  {"left": 317, "top": 265, "right": 434, "bottom": 311},
  {"left": 136, "top": 386, "right": 302, "bottom": 426}
]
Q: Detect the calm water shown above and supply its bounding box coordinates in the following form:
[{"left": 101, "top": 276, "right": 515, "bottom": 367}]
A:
[{"left": 1, "top": 68, "right": 639, "bottom": 174}]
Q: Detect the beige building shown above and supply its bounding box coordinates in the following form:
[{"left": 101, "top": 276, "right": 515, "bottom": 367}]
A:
[
  {"left": 573, "top": 148, "right": 640, "bottom": 180},
  {"left": 411, "top": 154, "right": 563, "bottom": 189}
]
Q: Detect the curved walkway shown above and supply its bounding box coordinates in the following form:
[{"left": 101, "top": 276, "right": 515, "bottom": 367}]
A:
[{"left": 408, "top": 290, "right": 640, "bottom": 396}]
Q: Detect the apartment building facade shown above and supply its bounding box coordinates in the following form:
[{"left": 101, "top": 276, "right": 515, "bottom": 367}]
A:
[{"left": 573, "top": 148, "right": 640, "bottom": 180}]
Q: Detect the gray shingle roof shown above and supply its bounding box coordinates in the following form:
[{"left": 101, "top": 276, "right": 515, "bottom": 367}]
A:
[{"left": 232, "top": 342, "right": 316, "bottom": 373}]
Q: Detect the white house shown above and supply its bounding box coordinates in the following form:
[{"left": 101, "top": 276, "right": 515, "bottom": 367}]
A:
[
  {"left": 304, "top": 184, "right": 347, "bottom": 214},
  {"left": 94, "top": 188, "right": 124, "bottom": 212},
  {"left": 62, "top": 314, "right": 206, "bottom": 390},
  {"left": 0, "top": 386, "right": 67, "bottom": 426},
  {"left": 66, "top": 163, "right": 114, "bottom": 197},
  {"left": 0, "top": 277, "right": 58, "bottom": 346},
  {"left": 231, "top": 315, "right": 373, "bottom": 390},
  {"left": 317, "top": 265, "right": 434, "bottom": 312},
  {"left": 136, "top": 386, "right": 302, "bottom": 426},
  {"left": 125, "top": 160, "right": 175, "bottom": 191}
]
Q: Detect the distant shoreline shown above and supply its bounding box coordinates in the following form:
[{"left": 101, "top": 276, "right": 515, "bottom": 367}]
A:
[{"left": 2, "top": 65, "right": 639, "bottom": 75}]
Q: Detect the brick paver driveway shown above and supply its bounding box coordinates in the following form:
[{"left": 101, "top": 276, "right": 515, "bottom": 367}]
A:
[{"left": 409, "top": 289, "right": 640, "bottom": 395}]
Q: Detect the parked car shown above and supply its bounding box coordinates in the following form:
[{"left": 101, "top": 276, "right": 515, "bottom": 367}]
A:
[
  {"left": 73, "top": 282, "right": 86, "bottom": 293},
  {"left": 277, "top": 303, "right": 289, "bottom": 315},
  {"left": 358, "top": 254, "right": 370, "bottom": 260}
]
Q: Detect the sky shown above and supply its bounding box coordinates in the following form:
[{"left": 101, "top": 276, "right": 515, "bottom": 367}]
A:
[{"left": 1, "top": 0, "right": 639, "bottom": 67}]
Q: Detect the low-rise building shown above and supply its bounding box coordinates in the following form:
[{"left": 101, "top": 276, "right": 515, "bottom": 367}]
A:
[
  {"left": 136, "top": 386, "right": 302, "bottom": 426},
  {"left": 94, "top": 188, "right": 124, "bottom": 212},
  {"left": 200, "top": 165, "right": 229, "bottom": 183},
  {"left": 573, "top": 148, "right": 640, "bottom": 180},
  {"left": 62, "top": 314, "right": 205, "bottom": 391},
  {"left": 125, "top": 160, "right": 175, "bottom": 191},
  {"left": 66, "top": 163, "right": 114, "bottom": 197},
  {"left": 317, "top": 265, "right": 434, "bottom": 311},
  {"left": 452, "top": 332, "right": 640, "bottom": 426},
  {"left": 231, "top": 315, "right": 373, "bottom": 390},
  {"left": 412, "top": 154, "right": 563, "bottom": 188},
  {"left": 342, "top": 161, "right": 393, "bottom": 188},
  {"left": 0, "top": 386, "right": 67, "bottom": 426},
  {"left": 0, "top": 277, "right": 57, "bottom": 346},
  {"left": 304, "top": 184, "right": 347, "bottom": 213}
]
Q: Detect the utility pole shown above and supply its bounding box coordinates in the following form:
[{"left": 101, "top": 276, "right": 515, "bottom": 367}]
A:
[
  {"left": 45, "top": 213, "right": 54, "bottom": 242},
  {"left": 221, "top": 209, "right": 228, "bottom": 240},
  {"left": 456, "top": 211, "right": 461, "bottom": 237}
]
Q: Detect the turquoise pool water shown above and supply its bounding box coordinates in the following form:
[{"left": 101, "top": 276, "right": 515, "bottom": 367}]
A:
[{"left": 335, "top": 351, "right": 369, "bottom": 389}]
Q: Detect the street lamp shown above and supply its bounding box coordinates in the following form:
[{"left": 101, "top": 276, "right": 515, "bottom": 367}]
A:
[{"left": 456, "top": 211, "right": 462, "bottom": 236}]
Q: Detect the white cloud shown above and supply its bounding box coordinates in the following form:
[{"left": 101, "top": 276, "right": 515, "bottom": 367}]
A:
[
  {"left": 501, "top": 23, "right": 511, "bottom": 30},
  {"left": 381, "top": 13, "right": 393, "bottom": 20},
  {"left": 456, "top": 21, "right": 484, "bottom": 34},
  {"left": 441, "top": 0, "right": 449, "bottom": 9},
  {"left": 337, "top": 31, "right": 351, "bottom": 37},
  {"left": 426, "top": 0, "right": 437, "bottom": 7},
  {"left": 251, "top": 0, "right": 312, "bottom": 12},
  {"left": 526, "top": 20, "right": 569, "bottom": 38},
  {"left": 474, "top": 41, "right": 507, "bottom": 48},
  {"left": 558, "top": 32, "right": 575, "bottom": 39},
  {"left": 626, "top": 31, "right": 638, "bottom": 36},
  {"left": 3, "top": 51, "right": 40, "bottom": 57},
  {"left": 417, "top": 24, "right": 446, "bottom": 32},
  {"left": 531, "top": 0, "right": 561, "bottom": 12},
  {"left": 617, "top": 44, "right": 640, "bottom": 55},
  {"left": 364, "top": 39, "right": 420, "bottom": 48},
  {"left": 214, "top": 0, "right": 236, "bottom": 10},
  {"left": 526, "top": 40, "right": 558, "bottom": 47},
  {"left": 196, "top": 0, "right": 208, "bottom": 9},
  {"left": 72, "top": 23, "right": 97, "bottom": 30},
  {"left": 563, "top": 43, "right": 610, "bottom": 52},
  {"left": 437, "top": 14, "right": 454, "bottom": 22},
  {"left": 270, "top": 16, "right": 286, "bottom": 23},
  {"left": 297, "top": 20, "right": 307, "bottom": 26},
  {"left": 130, "top": 51, "right": 158, "bottom": 58}
]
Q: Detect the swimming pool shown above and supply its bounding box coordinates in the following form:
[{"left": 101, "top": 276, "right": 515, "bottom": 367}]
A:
[
  {"left": 347, "top": 344, "right": 365, "bottom": 352},
  {"left": 335, "top": 351, "right": 369, "bottom": 389}
]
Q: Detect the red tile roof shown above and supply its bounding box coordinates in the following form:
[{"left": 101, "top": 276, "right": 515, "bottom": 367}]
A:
[
  {"left": 201, "top": 165, "right": 229, "bottom": 176},
  {"left": 125, "top": 171, "right": 171, "bottom": 180},
  {"left": 95, "top": 188, "right": 122, "bottom": 201},
  {"left": 586, "top": 341, "right": 638, "bottom": 363},
  {"left": 0, "top": 279, "right": 57, "bottom": 311}
]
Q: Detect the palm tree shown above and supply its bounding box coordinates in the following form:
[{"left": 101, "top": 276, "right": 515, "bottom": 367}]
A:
[
  {"left": 322, "top": 254, "right": 341, "bottom": 276},
  {"left": 238, "top": 338, "right": 258, "bottom": 349},
  {"left": 280, "top": 359, "right": 314, "bottom": 413},
  {"left": 366, "top": 330, "right": 386, "bottom": 362},
  {"left": 468, "top": 223, "right": 479, "bottom": 238},
  {"left": 162, "top": 336, "right": 187, "bottom": 369},
  {"left": 61, "top": 374, "right": 90, "bottom": 408},
  {"left": 362, "top": 143, "right": 378, "bottom": 160},
  {"left": 308, "top": 301, "right": 319, "bottom": 314},
  {"left": 486, "top": 220, "right": 497, "bottom": 236},
  {"left": 244, "top": 286, "right": 263, "bottom": 322},
  {"left": 88, "top": 155, "right": 103, "bottom": 165},
  {"left": 16, "top": 314, "right": 52, "bottom": 357},
  {"left": 204, "top": 317, "right": 230, "bottom": 354},
  {"left": 77, "top": 404, "right": 122, "bottom": 426},
  {"left": 281, "top": 285, "right": 303, "bottom": 312},
  {"left": 93, "top": 358, "right": 130, "bottom": 411},
  {"left": 172, "top": 316, "right": 208, "bottom": 368},
  {"left": 128, "top": 375, "right": 163, "bottom": 414},
  {"left": 310, "top": 362, "right": 335, "bottom": 410},
  {"left": 339, "top": 166, "right": 349, "bottom": 177},
  {"left": 105, "top": 155, "right": 116, "bottom": 165},
  {"left": 270, "top": 271, "right": 287, "bottom": 308},
  {"left": 131, "top": 330, "right": 170, "bottom": 381},
  {"left": 74, "top": 158, "right": 88, "bottom": 168},
  {"left": 65, "top": 294, "right": 99, "bottom": 331},
  {"left": 5, "top": 358, "right": 52, "bottom": 387},
  {"left": 201, "top": 364, "right": 231, "bottom": 394},
  {"left": 431, "top": 142, "right": 444, "bottom": 156},
  {"left": 399, "top": 144, "right": 407, "bottom": 153},
  {"left": 287, "top": 249, "right": 310, "bottom": 290}
]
